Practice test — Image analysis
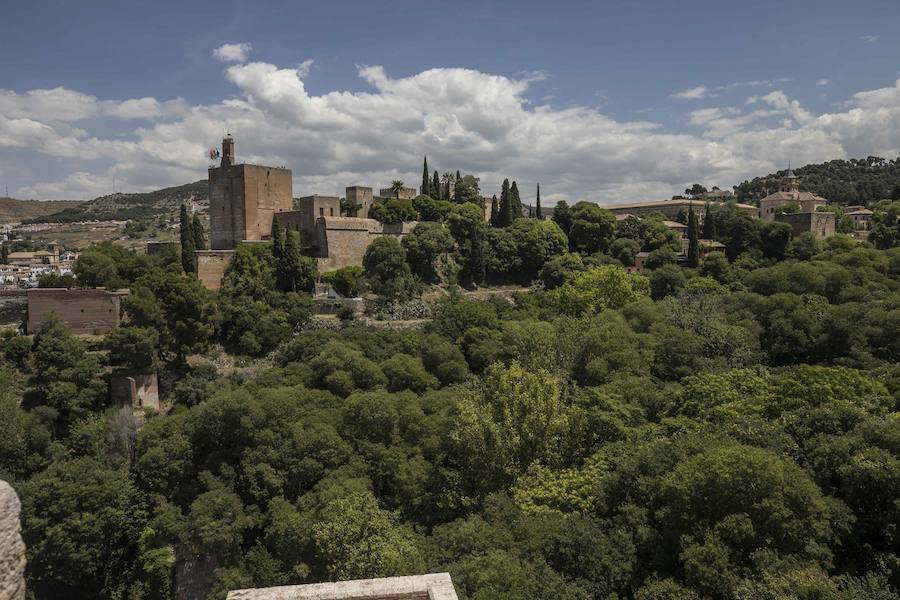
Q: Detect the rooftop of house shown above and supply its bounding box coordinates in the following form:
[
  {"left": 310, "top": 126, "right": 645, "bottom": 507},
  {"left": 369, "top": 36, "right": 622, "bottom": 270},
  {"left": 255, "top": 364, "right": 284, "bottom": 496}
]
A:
[{"left": 760, "top": 190, "right": 827, "bottom": 203}]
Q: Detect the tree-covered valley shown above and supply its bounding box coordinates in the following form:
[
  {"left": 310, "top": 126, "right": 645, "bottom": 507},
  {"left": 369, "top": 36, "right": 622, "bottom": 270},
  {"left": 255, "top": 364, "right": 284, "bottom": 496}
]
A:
[{"left": 2, "top": 186, "right": 900, "bottom": 600}]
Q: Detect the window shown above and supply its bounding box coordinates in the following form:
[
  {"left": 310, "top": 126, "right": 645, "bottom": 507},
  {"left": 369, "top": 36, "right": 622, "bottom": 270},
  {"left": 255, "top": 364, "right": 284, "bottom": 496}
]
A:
[
  {"left": 319, "top": 208, "right": 324, "bottom": 216},
  {"left": 330, "top": 208, "right": 334, "bottom": 216}
]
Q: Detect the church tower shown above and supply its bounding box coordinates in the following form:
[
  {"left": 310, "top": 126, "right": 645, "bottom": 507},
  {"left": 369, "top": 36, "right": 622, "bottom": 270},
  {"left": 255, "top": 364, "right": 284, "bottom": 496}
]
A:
[{"left": 780, "top": 163, "right": 800, "bottom": 194}]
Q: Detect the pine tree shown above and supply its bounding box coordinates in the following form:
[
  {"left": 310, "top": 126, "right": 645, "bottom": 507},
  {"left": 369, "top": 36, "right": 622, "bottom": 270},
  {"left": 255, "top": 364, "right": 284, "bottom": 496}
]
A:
[
  {"left": 510, "top": 181, "right": 522, "bottom": 223},
  {"left": 179, "top": 204, "right": 195, "bottom": 273},
  {"left": 490, "top": 195, "right": 499, "bottom": 227},
  {"left": 453, "top": 171, "right": 462, "bottom": 202},
  {"left": 191, "top": 213, "right": 207, "bottom": 250},
  {"left": 432, "top": 170, "right": 440, "bottom": 200},
  {"left": 421, "top": 156, "right": 430, "bottom": 196},
  {"left": 687, "top": 204, "right": 701, "bottom": 267},
  {"left": 535, "top": 183, "right": 542, "bottom": 219},
  {"left": 498, "top": 179, "right": 511, "bottom": 227}
]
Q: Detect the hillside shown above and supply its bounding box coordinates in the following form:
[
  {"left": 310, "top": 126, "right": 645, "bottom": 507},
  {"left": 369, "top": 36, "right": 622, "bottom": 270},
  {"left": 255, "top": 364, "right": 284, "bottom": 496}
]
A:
[
  {"left": 0, "top": 197, "right": 82, "bottom": 224},
  {"left": 26, "top": 180, "right": 209, "bottom": 223},
  {"left": 733, "top": 156, "right": 900, "bottom": 205}
]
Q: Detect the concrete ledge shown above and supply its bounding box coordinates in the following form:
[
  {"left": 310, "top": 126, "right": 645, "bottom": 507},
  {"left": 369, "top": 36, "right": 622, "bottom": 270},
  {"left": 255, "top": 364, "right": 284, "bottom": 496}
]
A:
[{"left": 226, "top": 573, "right": 458, "bottom": 600}]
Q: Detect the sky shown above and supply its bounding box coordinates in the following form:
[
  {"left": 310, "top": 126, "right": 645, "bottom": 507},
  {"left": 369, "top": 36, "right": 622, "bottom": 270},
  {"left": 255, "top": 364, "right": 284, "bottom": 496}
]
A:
[{"left": 1, "top": 0, "right": 899, "bottom": 204}]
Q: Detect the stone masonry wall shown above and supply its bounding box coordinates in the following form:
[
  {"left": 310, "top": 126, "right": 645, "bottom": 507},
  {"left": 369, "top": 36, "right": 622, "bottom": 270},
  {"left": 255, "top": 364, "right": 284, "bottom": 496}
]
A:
[
  {"left": 315, "top": 217, "right": 415, "bottom": 272},
  {"left": 196, "top": 250, "right": 234, "bottom": 292},
  {"left": 26, "top": 288, "right": 124, "bottom": 334},
  {"left": 0, "top": 480, "right": 26, "bottom": 600}
]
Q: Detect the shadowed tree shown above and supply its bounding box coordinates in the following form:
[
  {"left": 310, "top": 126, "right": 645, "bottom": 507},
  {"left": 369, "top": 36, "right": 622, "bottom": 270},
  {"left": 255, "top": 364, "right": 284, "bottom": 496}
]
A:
[
  {"left": 687, "top": 203, "right": 700, "bottom": 267},
  {"left": 535, "top": 183, "right": 542, "bottom": 219},
  {"left": 421, "top": 156, "right": 430, "bottom": 196},
  {"left": 179, "top": 204, "right": 195, "bottom": 273}
]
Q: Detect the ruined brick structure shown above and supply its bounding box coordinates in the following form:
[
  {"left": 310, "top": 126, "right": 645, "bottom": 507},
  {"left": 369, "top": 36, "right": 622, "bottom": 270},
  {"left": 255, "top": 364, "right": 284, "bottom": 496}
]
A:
[
  {"left": 195, "top": 250, "right": 235, "bottom": 292},
  {"left": 315, "top": 217, "right": 416, "bottom": 271},
  {"left": 346, "top": 186, "right": 374, "bottom": 218},
  {"left": 26, "top": 288, "right": 126, "bottom": 334},
  {"left": 378, "top": 186, "right": 417, "bottom": 200},
  {"left": 776, "top": 211, "right": 836, "bottom": 239},
  {"left": 227, "top": 573, "right": 459, "bottom": 600},
  {"left": 208, "top": 136, "right": 293, "bottom": 250},
  {"left": 110, "top": 373, "right": 160, "bottom": 413}
]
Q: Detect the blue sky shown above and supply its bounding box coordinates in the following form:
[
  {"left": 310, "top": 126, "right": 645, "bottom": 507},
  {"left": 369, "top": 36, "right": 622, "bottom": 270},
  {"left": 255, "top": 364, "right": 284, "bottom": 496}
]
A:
[{"left": 1, "top": 0, "right": 899, "bottom": 202}]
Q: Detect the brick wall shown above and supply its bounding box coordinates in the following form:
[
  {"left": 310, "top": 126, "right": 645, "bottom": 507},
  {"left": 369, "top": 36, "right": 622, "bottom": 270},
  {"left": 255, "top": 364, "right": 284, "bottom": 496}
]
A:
[
  {"left": 26, "top": 288, "right": 124, "bottom": 334},
  {"left": 775, "top": 211, "right": 836, "bottom": 239},
  {"left": 195, "top": 250, "right": 235, "bottom": 292}
]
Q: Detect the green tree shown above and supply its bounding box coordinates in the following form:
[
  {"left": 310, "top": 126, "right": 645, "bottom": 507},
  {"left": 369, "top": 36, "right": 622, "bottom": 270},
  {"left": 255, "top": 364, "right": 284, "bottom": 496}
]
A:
[
  {"left": 277, "top": 230, "right": 317, "bottom": 293},
  {"left": 73, "top": 251, "right": 118, "bottom": 289},
  {"left": 687, "top": 204, "right": 700, "bottom": 267},
  {"left": 432, "top": 170, "right": 441, "bottom": 200},
  {"left": 510, "top": 181, "right": 523, "bottom": 223},
  {"left": 191, "top": 213, "right": 207, "bottom": 251},
  {"left": 453, "top": 174, "right": 482, "bottom": 205},
  {"left": 551, "top": 265, "right": 650, "bottom": 316},
  {"left": 179, "top": 204, "right": 195, "bottom": 273},
  {"left": 105, "top": 327, "right": 159, "bottom": 374},
  {"left": 498, "top": 178, "right": 512, "bottom": 226},
  {"left": 701, "top": 203, "right": 717, "bottom": 239},
  {"left": 402, "top": 222, "right": 455, "bottom": 282},
  {"left": 313, "top": 491, "right": 423, "bottom": 580},
  {"left": 567, "top": 202, "right": 616, "bottom": 254},
  {"left": 535, "top": 183, "right": 543, "bottom": 219},
  {"left": 490, "top": 195, "right": 500, "bottom": 227},
  {"left": 363, "top": 236, "right": 416, "bottom": 299},
  {"left": 389, "top": 180, "right": 405, "bottom": 199},
  {"left": 421, "top": 156, "right": 431, "bottom": 196}
]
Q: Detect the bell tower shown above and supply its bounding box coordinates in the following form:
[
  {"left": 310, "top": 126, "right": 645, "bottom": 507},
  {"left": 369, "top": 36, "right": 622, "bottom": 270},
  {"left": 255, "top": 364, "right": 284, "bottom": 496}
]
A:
[{"left": 221, "top": 135, "right": 235, "bottom": 168}]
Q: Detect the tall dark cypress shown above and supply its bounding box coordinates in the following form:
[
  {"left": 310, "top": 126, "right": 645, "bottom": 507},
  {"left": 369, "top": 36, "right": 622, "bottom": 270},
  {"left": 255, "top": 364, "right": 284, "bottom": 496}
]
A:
[
  {"left": 701, "top": 202, "right": 716, "bottom": 239},
  {"left": 510, "top": 181, "right": 522, "bottom": 223},
  {"left": 687, "top": 204, "right": 700, "bottom": 267},
  {"left": 191, "top": 213, "right": 207, "bottom": 250},
  {"left": 432, "top": 170, "right": 440, "bottom": 200},
  {"left": 490, "top": 195, "right": 499, "bottom": 227},
  {"left": 498, "top": 179, "right": 511, "bottom": 227},
  {"left": 179, "top": 204, "right": 195, "bottom": 273},
  {"left": 421, "top": 156, "right": 430, "bottom": 196},
  {"left": 535, "top": 183, "right": 542, "bottom": 219},
  {"left": 272, "top": 225, "right": 285, "bottom": 262}
]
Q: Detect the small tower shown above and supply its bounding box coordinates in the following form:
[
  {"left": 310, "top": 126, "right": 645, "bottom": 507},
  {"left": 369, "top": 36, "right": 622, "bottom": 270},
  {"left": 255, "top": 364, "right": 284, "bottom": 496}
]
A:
[
  {"left": 780, "top": 162, "right": 800, "bottom": 193},
  {"left": 221, "top": 135, "right": 235, "bottom": 168}
]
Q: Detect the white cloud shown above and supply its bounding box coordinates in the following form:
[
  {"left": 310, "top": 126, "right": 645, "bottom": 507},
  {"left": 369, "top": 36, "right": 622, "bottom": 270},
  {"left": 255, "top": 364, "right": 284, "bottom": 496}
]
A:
[
  {"left": 817, "top": 79, "right": 830, "bottom": 86},
  {"left": 861, "top": 35, "right": 879, "bottom": 43},
  {"left": 213, "top": 42, "right": 252, "bottom": 63},
  {"left": 672, "top": 78, "right": 792, "bottom": 100},
  {"left": 296, "top": 59, "right": 315, "bottom": 78},
  {"left": 671, "top": 85, "right": 713, "bottom": 100},
  {"left": 4, "top": 56, "right": 900, "bottom": 202}
]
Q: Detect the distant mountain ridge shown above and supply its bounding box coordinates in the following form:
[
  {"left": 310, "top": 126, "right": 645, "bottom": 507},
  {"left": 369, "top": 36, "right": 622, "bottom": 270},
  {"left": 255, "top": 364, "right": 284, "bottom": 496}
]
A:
[
  {"left": 0, "top": 198, "right": 82, "bottom": 224},
  {"left": 25, "top": 180, "right": 209, "bottom": 223},
  {"left": 733, "top": 156, "right": 900, "bottom": 206}
]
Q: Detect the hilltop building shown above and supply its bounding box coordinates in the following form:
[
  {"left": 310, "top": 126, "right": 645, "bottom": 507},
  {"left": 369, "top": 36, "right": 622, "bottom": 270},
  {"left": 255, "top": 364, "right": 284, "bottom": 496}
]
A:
[
  {"left": 208, "top": 135, "right": 294, "bottom": 250},
  {"left": 378, "top": 185, "right": 417, "bottom": 200},
  {"left": 759, "top": 168, "right": 827, "bottom": 220}
]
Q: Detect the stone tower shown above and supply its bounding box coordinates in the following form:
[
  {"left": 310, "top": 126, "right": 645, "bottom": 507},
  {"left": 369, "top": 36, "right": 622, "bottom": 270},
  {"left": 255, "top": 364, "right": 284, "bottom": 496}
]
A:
[
  {"left": 208, "top": 137, "right": 294, "bottom": 250},
  {"left": 780, "top": 165, "right": 800, "bottom": 193}
]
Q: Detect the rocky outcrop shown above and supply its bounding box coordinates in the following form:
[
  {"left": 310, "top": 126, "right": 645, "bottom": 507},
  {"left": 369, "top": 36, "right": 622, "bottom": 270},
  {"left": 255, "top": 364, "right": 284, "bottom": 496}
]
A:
[{"left": 0, "top": 480, "right": 26, "bottom": 600}]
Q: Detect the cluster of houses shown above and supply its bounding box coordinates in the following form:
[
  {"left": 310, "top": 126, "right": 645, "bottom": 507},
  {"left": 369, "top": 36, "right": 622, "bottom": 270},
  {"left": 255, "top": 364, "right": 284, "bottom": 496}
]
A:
[{"left": 0, "top": 244, "right": 77, "bottom": 287}]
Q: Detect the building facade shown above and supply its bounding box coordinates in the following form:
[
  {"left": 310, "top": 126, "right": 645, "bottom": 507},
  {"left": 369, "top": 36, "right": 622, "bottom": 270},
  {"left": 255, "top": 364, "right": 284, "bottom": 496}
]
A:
[{"left": 758, "top": 169, "right": 827, "bottom": 220}]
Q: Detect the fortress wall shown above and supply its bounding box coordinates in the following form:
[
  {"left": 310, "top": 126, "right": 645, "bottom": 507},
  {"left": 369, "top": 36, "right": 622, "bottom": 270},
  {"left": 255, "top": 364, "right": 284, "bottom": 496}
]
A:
[
  {"left": 26, "top": 288, "right": 124, "bottom": 334},
  {"left": 196, "top": 250, "right": 234, "bottom": 292}
]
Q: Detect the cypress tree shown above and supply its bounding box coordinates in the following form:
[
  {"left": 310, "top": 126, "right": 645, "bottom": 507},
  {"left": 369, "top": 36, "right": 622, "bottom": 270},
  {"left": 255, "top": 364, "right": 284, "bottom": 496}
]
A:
[
  {"left": 281, "top": 229, "right": 302, "bottom": 292},
  {"left": 687, "top": 204, "right": 700, "bottom": 267},
  {"left": 272, "top": 225, "right": 285, "bottom": 262},
  {"left": 421, "top": 156, "right": 430, "bottom": 196},
  {"left": 510, "top": 181, "right": 522, "bottom": 223},
  {"left": 535, "top": 183, "right": 542, "bottom": 219},
  {"left": 498, "top": 178, "right": 511, "bottom": 227},
  {"left": 701, "top": 202, "right": 717, "bottom": 239},
  {"left": 453, "top": 171, "right": 462, "bottom": 202},
  {"left": 191, "top": 213, "right": 207, "bottom": 250},
  {"left": 179, "top": 204, "right": 195, "bottom": 273},
  {"left": 490, "top": 194, "right": 499, "bottom": 227},
  {"left": 432, "top": 170, "right": 440, "bottom": 200}
]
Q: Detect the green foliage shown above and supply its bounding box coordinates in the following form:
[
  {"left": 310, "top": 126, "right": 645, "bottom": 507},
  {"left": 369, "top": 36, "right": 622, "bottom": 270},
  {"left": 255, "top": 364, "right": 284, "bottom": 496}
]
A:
[
  {"left": 179, "top": 204, "right": 195, "bottom": 273},
  {"left": 322, "top": 266, "right": 364, "bottom": 297},
  {"left": 363, "top": 236, "right": 419, "bottom": 300},
  {"left": 369, "top": 197, "right": 417, "bottom": 224},
  {"left": 551, "top": 265, "right": 650, "bottom": 316},
  {"left": 402, "top": 222, "right": 455, "bottom": 282}
]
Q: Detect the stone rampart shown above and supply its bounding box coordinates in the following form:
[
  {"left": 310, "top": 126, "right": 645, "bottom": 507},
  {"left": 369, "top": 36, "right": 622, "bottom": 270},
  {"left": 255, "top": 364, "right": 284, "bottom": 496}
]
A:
[
  {"left": 315, "top": 217, "right": 416, "bottom": 271},
  {"left": 26, "top": 288, "right": 125, "bottom": 334},
  {"left": 196, "top": 250, "right": 234, "bottom": 292},
  {"left": 227, "top": 572, "right": 458, "bottom": 600}
]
